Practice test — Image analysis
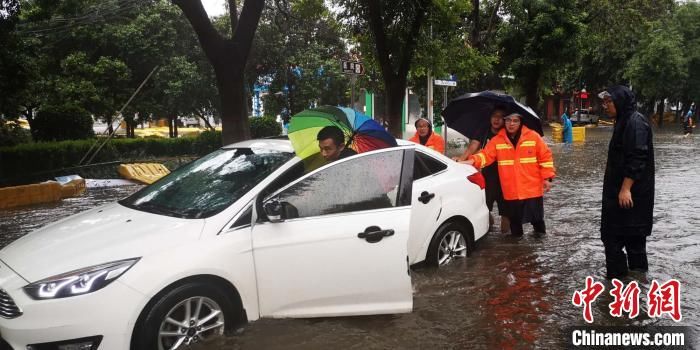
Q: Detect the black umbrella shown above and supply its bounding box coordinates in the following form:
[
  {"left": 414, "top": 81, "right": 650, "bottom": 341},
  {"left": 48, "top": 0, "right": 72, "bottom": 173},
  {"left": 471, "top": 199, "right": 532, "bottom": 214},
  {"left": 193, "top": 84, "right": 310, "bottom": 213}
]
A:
[{"left": 441, "top": 91, "right": 543, "bottom": 139}]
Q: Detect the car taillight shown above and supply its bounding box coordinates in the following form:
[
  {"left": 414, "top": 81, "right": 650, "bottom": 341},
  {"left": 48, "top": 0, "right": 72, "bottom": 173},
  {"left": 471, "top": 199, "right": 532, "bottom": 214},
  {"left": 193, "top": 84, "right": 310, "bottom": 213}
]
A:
[{"left": 467, "top": 172, "right": 485, "bottom": 189}]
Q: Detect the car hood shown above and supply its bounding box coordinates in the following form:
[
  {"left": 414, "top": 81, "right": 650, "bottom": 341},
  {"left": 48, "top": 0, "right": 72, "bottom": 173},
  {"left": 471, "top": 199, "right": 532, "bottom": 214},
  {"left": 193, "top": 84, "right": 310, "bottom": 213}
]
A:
[{"left": 0, "top": 203, "right": 205, "bottom": 282}]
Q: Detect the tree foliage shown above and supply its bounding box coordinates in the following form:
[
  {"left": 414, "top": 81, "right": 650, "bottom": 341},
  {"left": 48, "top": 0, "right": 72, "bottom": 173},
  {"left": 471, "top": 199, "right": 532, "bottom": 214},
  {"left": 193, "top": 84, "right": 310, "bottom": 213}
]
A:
[
  {"left": 497, "top": 0, "right": 580, "bottom": 112},
  {"left": 625, "top": 27, "right": 687, "bottom": 106},
  {"left": 32, "top": 104, "right": 95, "bottom": 141},
  {"left": 247, "top": 0, "right": 350, "bottom": 117},
  {"left": 3, "top": 0, "right": 700, "bottom": 150},
  {"left": 335, "top": 0, "right": 432, "bottom": 137}
]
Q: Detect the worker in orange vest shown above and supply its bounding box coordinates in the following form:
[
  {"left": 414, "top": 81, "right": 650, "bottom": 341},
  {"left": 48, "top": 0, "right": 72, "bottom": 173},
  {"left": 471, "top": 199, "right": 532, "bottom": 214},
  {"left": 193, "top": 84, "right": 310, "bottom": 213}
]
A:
[
  {"left": 461, "top": 113, "right": 555, "bottom": 236},
  {"left": 409, "top": 118, "right": 445, "bottom": 154}
]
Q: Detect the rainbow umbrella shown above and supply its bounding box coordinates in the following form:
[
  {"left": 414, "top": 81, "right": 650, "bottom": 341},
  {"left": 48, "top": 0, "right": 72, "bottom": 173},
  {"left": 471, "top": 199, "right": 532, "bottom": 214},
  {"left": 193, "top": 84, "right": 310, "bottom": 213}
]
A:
[{"left": 288, "top": 106, "right": 397, "bottom": 160}]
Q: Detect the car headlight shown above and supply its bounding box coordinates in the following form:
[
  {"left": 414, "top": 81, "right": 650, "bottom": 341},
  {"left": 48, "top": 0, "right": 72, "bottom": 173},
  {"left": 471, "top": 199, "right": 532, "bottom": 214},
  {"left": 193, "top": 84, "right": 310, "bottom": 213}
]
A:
[{"left": 23, "top": 258, "right": 140, "bottom": 300}]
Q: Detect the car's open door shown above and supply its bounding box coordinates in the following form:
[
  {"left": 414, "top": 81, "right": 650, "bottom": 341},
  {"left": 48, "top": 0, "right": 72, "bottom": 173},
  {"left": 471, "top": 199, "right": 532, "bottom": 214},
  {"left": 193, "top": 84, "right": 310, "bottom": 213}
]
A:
[{"left": 251, "top": 149, "right": 413, "bottom": 318}]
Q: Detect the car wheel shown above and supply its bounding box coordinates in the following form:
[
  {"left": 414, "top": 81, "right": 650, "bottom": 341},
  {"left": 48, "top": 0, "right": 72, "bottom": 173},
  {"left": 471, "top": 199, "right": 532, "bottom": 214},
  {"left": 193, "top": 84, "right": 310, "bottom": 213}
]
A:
[
  {"left": 426, "top": 222, "right": 472, "bottom": 267},
  {"left": 132, "top": 283, "right": 238, "bottom": 350}
]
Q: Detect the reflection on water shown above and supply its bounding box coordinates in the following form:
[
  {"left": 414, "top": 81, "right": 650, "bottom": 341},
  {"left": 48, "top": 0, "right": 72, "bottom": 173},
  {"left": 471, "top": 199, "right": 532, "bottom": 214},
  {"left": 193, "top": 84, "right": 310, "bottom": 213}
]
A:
[{"left": 1, "top": 127, "right": 698, "bottom": 349}]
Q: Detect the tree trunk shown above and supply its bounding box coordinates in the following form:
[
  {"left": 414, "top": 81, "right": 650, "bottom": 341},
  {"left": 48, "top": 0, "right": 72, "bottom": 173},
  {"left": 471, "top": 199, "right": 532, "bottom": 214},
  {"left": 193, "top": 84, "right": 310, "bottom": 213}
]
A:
[
  {"left": 174, "top": 0, "right": 264, "bottom": 145},
  {"left": 657, "top": 99, "right": 664, "bottom": 128},
  {"left": 168, "top": 116, "right": 174, "bottom": 138},
  {"left": 22, "top": 107, "right": 36, "bottom": 140},
  {"left": 214, "top": 64, "right": 250, "bottom": 144},
  {"left": 524, "top": 75, "right": 540, "bottom": 116},
  {"left": 365, "top": 0, "right": 429, "bottom": 139},
  {"left": 385, "top": 81, "right": 406, "bottom": 138},
  {"left": 106, "top": 116, "right": 114, "bottom": 135},
  {"left": 470, "top": 0, "right": 480, "bottom": 48},
  {"left": 196, "top": 111, "right": 216, "bottom": 131}
]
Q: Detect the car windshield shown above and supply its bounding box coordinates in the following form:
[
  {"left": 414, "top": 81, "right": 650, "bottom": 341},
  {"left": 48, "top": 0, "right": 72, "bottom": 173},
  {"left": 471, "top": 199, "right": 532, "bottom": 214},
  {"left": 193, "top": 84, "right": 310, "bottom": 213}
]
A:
[{"left": 119, "top": 148, "right": 294, "bottom": 219}]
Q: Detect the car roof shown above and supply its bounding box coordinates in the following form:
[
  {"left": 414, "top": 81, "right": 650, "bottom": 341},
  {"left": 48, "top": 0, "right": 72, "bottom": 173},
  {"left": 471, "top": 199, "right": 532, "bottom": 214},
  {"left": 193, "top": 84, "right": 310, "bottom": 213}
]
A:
[
  {"left": 223, "top": 137, "right": 416, "bottom": 152},
  {"left": 222, "top": 138, "right": 295, "bottom": 153}
]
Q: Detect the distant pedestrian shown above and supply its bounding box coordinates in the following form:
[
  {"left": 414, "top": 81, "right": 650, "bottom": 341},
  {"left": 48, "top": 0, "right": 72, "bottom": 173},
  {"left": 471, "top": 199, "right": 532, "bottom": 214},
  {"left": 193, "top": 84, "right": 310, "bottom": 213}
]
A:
[
  {"left": 454, "top": 106, "right": 510, "bottom": 232},
  {"left": 461, "top": 113, "right": 555, "bottom": 236},
  {"left": 561, "top": 106, "right": 573, "bottom": 143},
  {"left": 409, "top": 117, "right": 445, "bottom": 154},
  {"left": 598, "top": 85, "right": 655, "bottom": 279},
  {"left": 683, "top": 105, "right": 694, "bottom": 136}
]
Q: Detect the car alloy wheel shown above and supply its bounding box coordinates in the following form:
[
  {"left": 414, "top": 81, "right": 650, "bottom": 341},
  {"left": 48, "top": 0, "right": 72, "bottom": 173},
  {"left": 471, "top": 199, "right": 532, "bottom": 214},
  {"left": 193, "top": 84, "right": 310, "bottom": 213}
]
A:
[
  {"left": 426, "top": 221, "right": 473, "bottom": 267},
  {"left": 133, "top": 282, "right": 239, "bottom": 350},
  {"left": 158, "top": 296, "right": 225, "bottom": 350},
  {"left": 437, "top": 230, "right": 467, "bottom": 266}
]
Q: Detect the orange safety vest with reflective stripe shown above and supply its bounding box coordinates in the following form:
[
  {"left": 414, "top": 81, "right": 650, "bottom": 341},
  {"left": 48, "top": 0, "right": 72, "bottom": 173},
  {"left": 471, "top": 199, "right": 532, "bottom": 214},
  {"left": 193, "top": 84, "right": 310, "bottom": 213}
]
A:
[
  {"left": 468, "top": 125, "right": 555, "bottom": 200},
  {"left": 409, "top": 132, "right": 445, "bottom": 154}
]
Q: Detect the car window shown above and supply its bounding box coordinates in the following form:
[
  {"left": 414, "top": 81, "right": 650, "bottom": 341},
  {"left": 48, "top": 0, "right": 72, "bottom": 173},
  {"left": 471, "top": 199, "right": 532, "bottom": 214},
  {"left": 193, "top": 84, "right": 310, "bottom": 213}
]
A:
[
  {"left": 413, "top": 151, "right": 447, "bottom": 180},
  {"left": 271, "top": 150, "right": 404, "bottom": 219},
  {"left": 230, "top": 205, "right": 252, "bottom": 229},
  {"left": 260, "top": 160, "right": 306, "bottom": 199},
  {"left": 119, "top": 148, "right": 294, "bottom": 219}
]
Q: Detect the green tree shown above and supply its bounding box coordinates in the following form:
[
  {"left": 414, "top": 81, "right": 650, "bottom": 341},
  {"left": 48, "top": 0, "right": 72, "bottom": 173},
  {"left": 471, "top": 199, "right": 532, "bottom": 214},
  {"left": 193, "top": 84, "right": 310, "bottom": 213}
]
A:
[
  {"left": 50, "top": 52, "right": 131, "bottom": 134},
  {"left": 32, "top": 104, "right": 95, "bottom": 141},
  {"left": 498, "top": 0, "right": 580, "bottom": 112},
  {"left": 248, "top": 0, "right": 349, "bottom": 116},
  {"left": 561, "top": 0, "right": 675, "bottom": 94},
  {"left": 409, "top": 0, "right": 496, "bottom": 113},
  {"left": 173, "top": 0, "right": 265, "bottom": 144},
  {"left": 674, "top": 1, "right": 700, "bottom": 114},
  {"left": 336, "top": 0, "right": 431, "bottom": 138},
  {"left": 114, "top": 1, "right": 219, "bottom": 137},
  {"left": 624, "top": 26, "right": 687, "bottom": 126}
]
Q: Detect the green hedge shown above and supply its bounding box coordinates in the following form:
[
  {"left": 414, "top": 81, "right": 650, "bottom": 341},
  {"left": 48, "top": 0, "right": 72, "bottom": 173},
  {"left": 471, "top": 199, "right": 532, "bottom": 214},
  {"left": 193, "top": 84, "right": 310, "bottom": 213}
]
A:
[
  {"left": 32, "top": 104, "right": 95, "bottom": 141},
  {"left": 0, "top": 131, "right": 222, "bottom": 181},
  {"left": 250, "top": 116, "right": 282, "bottom": 138},
  {"left": 0, "top": 122, "right": 32, "bottom": 147}
]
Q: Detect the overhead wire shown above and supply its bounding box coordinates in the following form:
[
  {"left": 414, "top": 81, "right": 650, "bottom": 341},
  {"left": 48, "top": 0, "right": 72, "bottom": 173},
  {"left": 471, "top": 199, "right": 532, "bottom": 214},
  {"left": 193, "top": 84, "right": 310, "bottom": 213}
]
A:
[
  {"left": 15, "top": 0, "right": 145, "bottom": 36},
  {"left": 16, "top": 2, "right": 142, "bottom": 35}
]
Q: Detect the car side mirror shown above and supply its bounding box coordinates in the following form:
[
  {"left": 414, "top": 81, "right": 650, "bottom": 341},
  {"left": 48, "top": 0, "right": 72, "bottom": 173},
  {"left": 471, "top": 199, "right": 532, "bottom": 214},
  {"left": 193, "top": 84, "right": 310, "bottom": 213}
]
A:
[{"left": 263, "top": 199, "right": 283, "bottom": 223}]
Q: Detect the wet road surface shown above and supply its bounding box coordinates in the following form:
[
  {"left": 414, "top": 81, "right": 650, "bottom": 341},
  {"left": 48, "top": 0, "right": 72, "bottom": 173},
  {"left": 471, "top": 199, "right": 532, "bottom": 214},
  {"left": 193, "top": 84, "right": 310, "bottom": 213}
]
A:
[{"left": 1, "top": 127, "right": 698, "bottom": 349}]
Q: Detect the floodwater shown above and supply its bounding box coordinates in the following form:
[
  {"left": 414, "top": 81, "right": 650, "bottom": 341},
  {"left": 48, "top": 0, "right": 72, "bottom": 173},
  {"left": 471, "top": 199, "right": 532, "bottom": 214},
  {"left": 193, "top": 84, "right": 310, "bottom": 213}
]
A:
[{"left": 1, "top": 127, "right": 698, "bottom": 349}]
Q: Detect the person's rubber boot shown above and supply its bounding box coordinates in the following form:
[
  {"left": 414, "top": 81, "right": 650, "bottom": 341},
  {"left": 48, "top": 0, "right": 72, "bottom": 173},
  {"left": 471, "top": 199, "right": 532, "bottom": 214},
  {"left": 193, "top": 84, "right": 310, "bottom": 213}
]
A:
[
  {"left": 500, "top": 216, "right": 510, "bottom": 234},
  {"left": 532, "top": 230, "right": 546, "bottom": 238}
]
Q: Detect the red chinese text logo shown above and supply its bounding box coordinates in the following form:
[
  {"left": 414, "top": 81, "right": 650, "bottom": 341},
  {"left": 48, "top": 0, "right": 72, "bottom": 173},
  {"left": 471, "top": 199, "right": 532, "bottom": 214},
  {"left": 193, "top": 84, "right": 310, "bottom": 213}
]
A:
[
  {"left": 572, "top": 277, "right": 683, "bottom": 323},
  {"left": 609, "top": 279, "right": 640, "bottom": 319},
  {"left": 572, "top": 276, "right": 605, "bottom": 323},
  {"left": 648, "top": 279, "right": 682, "bottom": 321}
]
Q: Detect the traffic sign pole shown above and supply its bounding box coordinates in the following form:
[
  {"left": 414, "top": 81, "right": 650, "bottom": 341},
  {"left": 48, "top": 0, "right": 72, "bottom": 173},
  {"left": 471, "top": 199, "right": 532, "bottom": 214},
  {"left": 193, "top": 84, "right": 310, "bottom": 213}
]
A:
[
  {"left": 433, "top": 78, "right": 457, "bottom": 155},
  {"left": 341, "top": 59, "right": 364, "bottom": 109}
]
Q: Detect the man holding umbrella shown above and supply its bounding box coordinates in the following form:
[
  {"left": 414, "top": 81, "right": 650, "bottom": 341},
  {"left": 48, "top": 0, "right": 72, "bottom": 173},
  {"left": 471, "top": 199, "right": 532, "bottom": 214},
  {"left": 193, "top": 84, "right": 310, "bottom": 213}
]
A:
[
  {"left": 454, "top": 106, "right": 510, "bottom": 233},
  {"left": 461, "top": 113, "right": 555, "bottom": 237}
]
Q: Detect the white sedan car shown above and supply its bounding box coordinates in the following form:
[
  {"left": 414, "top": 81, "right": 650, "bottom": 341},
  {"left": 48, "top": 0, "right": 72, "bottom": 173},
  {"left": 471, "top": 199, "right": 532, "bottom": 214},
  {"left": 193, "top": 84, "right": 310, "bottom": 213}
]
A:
[{"left": 0, "top": 139, "right": 488, "bottom": 349}]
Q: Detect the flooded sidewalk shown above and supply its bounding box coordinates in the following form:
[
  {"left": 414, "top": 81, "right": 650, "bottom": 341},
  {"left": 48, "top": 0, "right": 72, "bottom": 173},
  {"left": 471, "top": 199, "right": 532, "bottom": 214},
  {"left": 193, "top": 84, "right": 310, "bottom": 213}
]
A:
[{"left": 1, "top": 127, "right": 698, "bottom": 349}]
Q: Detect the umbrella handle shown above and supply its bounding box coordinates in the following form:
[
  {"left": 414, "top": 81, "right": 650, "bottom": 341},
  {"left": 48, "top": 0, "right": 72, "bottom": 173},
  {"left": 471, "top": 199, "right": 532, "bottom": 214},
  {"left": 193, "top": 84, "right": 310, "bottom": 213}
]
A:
[{"left": 346, "top": 132, "right": 357, "bottom": 148}]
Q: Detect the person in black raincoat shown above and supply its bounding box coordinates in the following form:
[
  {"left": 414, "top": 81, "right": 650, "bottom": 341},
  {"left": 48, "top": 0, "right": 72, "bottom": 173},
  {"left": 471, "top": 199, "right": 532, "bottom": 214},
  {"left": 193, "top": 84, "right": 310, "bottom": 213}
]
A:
[{"left": 598, "top": 85, "right": 655, "bottom": 279}]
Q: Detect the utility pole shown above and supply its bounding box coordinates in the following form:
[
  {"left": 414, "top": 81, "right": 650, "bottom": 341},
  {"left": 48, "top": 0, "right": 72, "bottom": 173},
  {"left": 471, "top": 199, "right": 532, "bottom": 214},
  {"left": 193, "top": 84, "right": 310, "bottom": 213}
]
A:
[
  {"left": 434, "top": 78, "right": 457, "bottom": 155},
  {"left": 427, "top": 24, "right": 434, "bottom": 125},
  {"left": 427, "top": 70, "right": 433, "bottom": 124}
]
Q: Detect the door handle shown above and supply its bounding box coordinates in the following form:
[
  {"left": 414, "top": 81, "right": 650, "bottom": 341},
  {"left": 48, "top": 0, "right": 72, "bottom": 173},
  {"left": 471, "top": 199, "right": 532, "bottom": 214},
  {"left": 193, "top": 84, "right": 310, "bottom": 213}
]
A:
[
  {"left": 357, "top": 225, "right": 395, "bottom": 243},
  {"left": 418, "top": 191, "right": 435, "bottom": 204}
]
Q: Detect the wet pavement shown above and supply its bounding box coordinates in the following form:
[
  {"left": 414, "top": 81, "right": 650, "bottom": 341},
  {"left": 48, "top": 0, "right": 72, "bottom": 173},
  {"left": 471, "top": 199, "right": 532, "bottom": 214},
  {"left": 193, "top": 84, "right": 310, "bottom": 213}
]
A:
[{"left": 1, "top": 127, "right": 698, "bottom": 349}]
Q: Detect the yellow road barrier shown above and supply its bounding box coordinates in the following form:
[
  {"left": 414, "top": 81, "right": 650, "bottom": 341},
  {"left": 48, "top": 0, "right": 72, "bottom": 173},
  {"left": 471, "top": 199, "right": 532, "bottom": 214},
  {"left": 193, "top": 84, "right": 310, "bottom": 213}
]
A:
[
  {"left": 550, "top": 124, "right": 585, "bottom": 142},
  {"left": 0, "top": 177, "right": 87, "bottom": 209},
  {"left": 118, "top": 163, "right": 170, "bottom": 185},
  {"left": 572, "top": 126, "right": 586, "bottom": 142}
]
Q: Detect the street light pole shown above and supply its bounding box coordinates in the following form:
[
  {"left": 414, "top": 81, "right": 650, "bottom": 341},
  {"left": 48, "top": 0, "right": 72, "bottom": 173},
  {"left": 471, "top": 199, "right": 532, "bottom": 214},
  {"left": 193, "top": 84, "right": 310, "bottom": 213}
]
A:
[{"left": 443, "top": 86, "right": 448, "bottom": 154}]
